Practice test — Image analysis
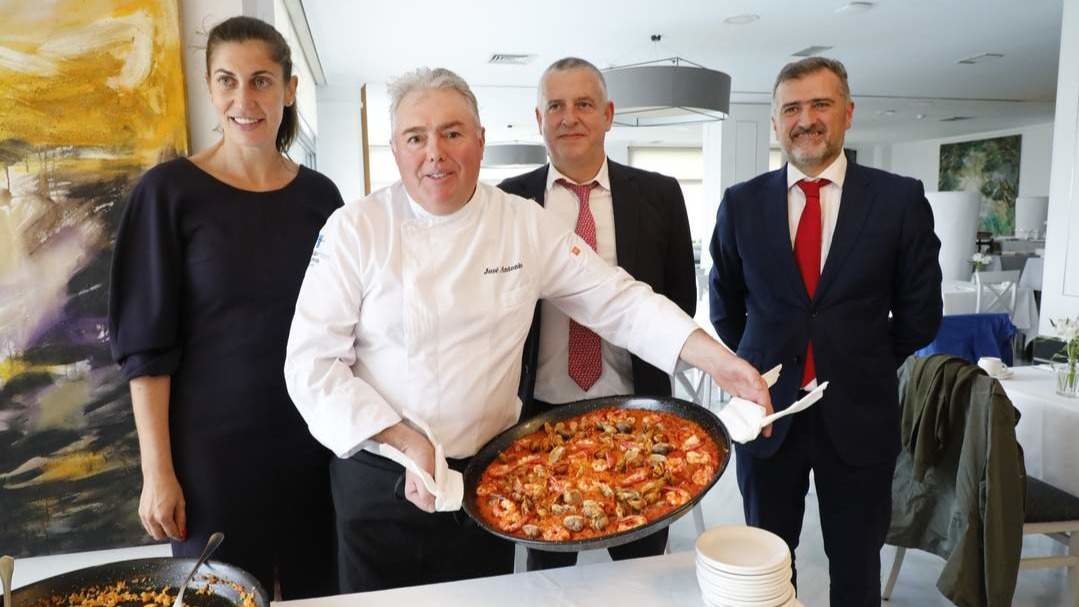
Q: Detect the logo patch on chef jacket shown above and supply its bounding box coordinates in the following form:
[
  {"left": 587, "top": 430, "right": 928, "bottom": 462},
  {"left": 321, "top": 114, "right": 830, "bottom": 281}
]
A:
[
  {"left": 309, "top": 233, "right": 326, "bottom": 266},
  {"left": 570, "top": 245, "right": 581, "bottom": 256}
]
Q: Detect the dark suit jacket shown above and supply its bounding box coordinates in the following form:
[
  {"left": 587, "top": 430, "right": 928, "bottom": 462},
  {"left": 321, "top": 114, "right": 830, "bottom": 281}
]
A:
[
  {"left": 709, "top": 161, "right": 943, "bottom": 465},
  {"left": 498, "top": 160, "right": 697, "bottom": 409}
]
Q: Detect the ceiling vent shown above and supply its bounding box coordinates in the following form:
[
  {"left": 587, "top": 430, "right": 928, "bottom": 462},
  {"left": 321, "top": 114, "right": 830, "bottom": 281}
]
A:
[
  {"left": 488, "top": 53, "right": 535, "bottom": 65},
  {"left": 957, "top": 52, "right": 1004, "bottom": 65},
  {"left": 940, "top": 116, "right": 974, "bottom": 122},
  {"left": 791, "top": 45, "right": 833, "bottom": 57}
]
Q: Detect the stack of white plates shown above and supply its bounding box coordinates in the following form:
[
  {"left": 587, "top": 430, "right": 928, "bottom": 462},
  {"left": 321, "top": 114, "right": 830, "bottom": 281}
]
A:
[{"left": 694, "top": 525, "right": 802, "bottom": 607}]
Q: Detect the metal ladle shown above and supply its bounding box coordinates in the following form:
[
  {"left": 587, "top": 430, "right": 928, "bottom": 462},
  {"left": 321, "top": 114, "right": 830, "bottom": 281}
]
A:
[
  {"left": 1, "top": 555, "right": 14, "bottom": 607},
  {"left": 173, "top": 532, "right": 224, "bottom": 607}
]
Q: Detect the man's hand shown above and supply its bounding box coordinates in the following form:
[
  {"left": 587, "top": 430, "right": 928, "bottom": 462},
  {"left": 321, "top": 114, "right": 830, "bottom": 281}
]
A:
[
  {"left": 679, "top": 329, "right": 776, "bottom": 437},
  {"left": 375, "top": 422, "right": 437, "bottom": 512}
]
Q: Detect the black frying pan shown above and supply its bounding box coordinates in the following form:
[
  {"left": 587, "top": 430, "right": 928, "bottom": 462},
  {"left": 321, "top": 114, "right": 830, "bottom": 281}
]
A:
[
  {"left": 462, "top": 395, "right": 731, "bottom": 552},
  {"left": 3, "top": 558, "right": 269, "bottom": 607}
]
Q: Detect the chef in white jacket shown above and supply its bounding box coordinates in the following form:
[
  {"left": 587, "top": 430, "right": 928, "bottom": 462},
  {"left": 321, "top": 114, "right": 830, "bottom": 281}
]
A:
[{"left": 284, "top": 67, "right": 772, "bottom": 593}]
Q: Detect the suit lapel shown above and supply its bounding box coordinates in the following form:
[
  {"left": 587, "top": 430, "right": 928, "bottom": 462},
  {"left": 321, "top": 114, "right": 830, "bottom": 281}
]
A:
[
  {"left": 766, "top": 167, "right": 809, "bottom": 304},
  {"left": 815, "top": 162, "right": 874, "bottom": 303},
  {"left": 524, "top": 166, "right": 550, "bottom": 206},
  {"left": 607, "top": 160, "right": 640, "bottom": 277}
]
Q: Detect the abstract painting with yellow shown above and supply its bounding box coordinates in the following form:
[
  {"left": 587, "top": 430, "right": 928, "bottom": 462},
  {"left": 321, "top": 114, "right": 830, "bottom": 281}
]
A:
[{"left": 0, "top": 0, "right": 188, "bottom": 556}]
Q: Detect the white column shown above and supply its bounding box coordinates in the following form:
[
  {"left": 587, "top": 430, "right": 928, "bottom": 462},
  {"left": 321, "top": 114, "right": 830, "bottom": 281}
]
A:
[
  {"left": 699, "top": 103, "right": 772, "bottom": 271},
  {"left": 1041, "top": 0, "right": 1079, "bottom": 331}
]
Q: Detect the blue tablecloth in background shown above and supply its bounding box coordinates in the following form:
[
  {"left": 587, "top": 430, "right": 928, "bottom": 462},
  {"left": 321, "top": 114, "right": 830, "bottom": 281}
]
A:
[{"left": 915, "top": 313, "right": 1017, "bottom": 365}]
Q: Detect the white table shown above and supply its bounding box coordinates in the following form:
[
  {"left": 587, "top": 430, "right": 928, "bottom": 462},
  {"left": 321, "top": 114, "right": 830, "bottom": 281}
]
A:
[
  {"left": 999, "top": 366, "right": 1079, "bottom": 497},
  {"left": 941, "top": 280, "right": 1039, "bottom": 343},
  {"left": 1019, "top": 257, "right": 1044, "bottom": 291},
  {"left": 274, "top": 552, "right": 709, "bottom": 607}
]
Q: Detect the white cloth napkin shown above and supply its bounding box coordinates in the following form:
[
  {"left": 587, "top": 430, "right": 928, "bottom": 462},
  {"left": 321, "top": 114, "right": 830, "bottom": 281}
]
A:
[
  {"left": 375, "top": 410, "right": 463, "bottom": 512},
  {"left": 717, "top": 365, "right": 829, "bottom": 444}
]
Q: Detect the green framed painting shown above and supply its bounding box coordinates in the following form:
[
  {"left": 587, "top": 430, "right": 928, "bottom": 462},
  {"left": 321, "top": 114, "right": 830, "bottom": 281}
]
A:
[{"left": 939, "top": 135, "right": 1021, "bottom": 236}]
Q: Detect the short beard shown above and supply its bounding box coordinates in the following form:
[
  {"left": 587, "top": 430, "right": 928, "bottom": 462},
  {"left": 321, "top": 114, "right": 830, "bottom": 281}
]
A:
[{"left": 785, "top": 138, "right": 837, "bottom": 173}]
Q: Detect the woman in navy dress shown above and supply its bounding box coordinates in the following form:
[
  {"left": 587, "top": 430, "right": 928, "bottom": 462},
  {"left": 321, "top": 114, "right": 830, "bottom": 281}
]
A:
[{"left": 109, "top": 17, "right": 341, "bottom": 599}]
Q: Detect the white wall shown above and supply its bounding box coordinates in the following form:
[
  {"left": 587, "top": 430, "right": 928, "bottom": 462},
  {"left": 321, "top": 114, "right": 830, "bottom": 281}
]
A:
[
  {"left": 697, "top": 103, "right": 772, "bottom": 272},
  {"left": 181, "top": 0, "right": 245, "bottom": 152},
  {"left": 316, "top": 90, "right": 365, "bottom": 201},
  {"left": 273, "top": 0, "right": 317, "bottom": 136},
  {"left": 884, "top": 123, "right": 1054, "bottom": 196},
  {"left": 1041, "top": 0, "right": 1079, "bottom": 332}
]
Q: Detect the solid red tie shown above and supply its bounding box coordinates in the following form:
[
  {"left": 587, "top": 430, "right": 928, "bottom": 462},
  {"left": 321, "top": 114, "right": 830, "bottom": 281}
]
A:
[
  {"left": 794, "top": 178, "right": 829, "bottom": 386},
  {"left": 558, "top": 178, "right": 602, "bottom": 391}
]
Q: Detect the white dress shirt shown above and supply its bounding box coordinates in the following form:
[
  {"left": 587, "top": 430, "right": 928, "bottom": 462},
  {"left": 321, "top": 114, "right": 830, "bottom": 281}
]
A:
[
  {"left": 786, "top": 151, "right": 847, "bottom": 388},
  {"left": 785, "top": 151, "right": 847, "bottom": 270},
  {"left": 535, "top": 160, "right": 635, "bottom": 403},
  {"left": 284, "top": 182, "right": 700, "bottom": 459}
]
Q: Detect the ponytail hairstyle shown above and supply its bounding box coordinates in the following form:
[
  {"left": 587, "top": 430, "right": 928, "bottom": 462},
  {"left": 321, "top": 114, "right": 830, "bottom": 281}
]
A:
[{"left": 206, "top": 16, "right": 298, "bottom": 153}]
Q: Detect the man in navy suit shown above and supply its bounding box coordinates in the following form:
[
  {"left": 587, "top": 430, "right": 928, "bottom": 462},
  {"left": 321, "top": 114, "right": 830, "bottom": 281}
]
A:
[
  {"left": 709, "top": 57, "right": 942, "bottom": 605},
  {"left": 499, "top": 57, "right": 698, "bottom": 570}
]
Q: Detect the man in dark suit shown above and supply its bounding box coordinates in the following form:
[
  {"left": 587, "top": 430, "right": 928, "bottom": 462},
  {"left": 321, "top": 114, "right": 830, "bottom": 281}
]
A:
[
  {"left": 499, "top": 57, "right": 698, "bottom": 571},
  {"left": 709, "top": 57, "right": 942, "bottom": 605}
]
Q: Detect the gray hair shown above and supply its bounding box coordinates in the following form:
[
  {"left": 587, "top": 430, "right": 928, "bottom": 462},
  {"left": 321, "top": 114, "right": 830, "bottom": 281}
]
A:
[
  {"left": 388, "top": 67, "right": 480, "bottom": 128},
  {"left": 538, "top": 57, "right": 609, "bottom": 105},
  {"left": 772, "top": 56, "right": 851, "bottom": 101}
]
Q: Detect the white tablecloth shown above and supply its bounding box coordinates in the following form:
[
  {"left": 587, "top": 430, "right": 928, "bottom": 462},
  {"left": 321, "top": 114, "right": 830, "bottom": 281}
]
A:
[
  {"left": 999, "top": 366, "right": 1079, "bottom": 497},
  {"left": 274, "top": 552, "right": 711, "bottom": 607},
  {"left": 1019, "top": 257, "right": 1044, "bottom": 291},
  {"left": 941, "top": 280, "right": 1039, "bottom": 341}
]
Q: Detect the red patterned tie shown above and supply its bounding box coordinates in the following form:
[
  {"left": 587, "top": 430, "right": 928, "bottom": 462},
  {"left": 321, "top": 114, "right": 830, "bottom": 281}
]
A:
[
  {"left": 794, "top": 178, "right": 829, "bottom": 387},
  {"left": 558, "top": 178, "right": 602, "bottom": 391}
]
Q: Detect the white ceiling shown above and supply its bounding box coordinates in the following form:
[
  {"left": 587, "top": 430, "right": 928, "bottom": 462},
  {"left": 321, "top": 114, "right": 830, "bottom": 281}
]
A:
[{"left": 303, "top": 0, "right": 1063, "bottom": 146}]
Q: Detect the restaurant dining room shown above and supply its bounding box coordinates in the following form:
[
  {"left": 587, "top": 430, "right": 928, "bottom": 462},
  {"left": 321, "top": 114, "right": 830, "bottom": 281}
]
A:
[{"left": 2, "top": 0, "right": 1079, "bottom": 606}]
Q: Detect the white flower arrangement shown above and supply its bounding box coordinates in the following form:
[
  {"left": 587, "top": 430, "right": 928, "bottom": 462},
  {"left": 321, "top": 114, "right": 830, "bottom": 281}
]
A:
[
  {"left": 971, "top": 252, "right": 993, "bottom": 272},
  {"left": 1050, "top": 316, "right": 1079, "bottom": 396}
]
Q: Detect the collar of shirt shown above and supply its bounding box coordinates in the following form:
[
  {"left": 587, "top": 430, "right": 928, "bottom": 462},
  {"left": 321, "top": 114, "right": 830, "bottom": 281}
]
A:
[
  {"left": 785, "top": 150, "right": 848, "bottom": 192},
  {"left": 545, "top": 157, "right": 612, "bottom": 194},
  {"left": 404, "top": 183, "right": 483, "bottom": 226}
]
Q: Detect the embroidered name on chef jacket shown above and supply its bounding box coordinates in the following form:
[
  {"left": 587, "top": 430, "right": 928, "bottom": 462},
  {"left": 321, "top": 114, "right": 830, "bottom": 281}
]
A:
[{"left": 483, "top": 262, "right": 523, "bottom": 275}]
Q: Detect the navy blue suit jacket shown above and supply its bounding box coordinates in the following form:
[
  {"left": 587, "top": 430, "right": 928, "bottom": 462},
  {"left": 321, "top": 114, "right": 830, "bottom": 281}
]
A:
[{"left": 709, "top": 162, "right": 942, "bottom": 465}]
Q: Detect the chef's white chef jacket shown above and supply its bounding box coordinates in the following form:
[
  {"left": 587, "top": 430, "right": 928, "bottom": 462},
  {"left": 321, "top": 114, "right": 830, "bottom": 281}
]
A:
[{"left": 284, "top": 182, "right": 699, "bottom": 460}]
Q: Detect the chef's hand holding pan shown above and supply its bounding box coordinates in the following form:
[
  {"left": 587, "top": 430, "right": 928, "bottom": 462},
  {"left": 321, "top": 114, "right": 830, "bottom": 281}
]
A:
[
  {"left": 678, "top": 329, "right": 775, "bottom": 437},
  {"left": 375, "top": 422, "right": 437, "bottom": 512}
]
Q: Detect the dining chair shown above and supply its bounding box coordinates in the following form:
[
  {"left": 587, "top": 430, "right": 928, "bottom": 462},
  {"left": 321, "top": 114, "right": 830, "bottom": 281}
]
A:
[
  {"left": 882, "top": 356, "right": 1079, "bottom": 606},
  {"left": 883, "top": 480, "right": 1079, "bottom": 606},
  {"left": 974, "top": 269, "right": 1020, "bottom": 314}
]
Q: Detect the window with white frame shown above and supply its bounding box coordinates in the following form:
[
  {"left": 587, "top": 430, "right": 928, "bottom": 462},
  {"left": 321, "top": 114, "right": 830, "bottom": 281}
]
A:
[{"left": 628, "top": 146, "right": 705, "bottom": 265}]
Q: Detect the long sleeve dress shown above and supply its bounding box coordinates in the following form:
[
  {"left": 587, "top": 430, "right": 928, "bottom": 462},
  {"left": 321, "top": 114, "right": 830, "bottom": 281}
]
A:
[{"left": 108, "top": 157, "right": 343, "bottom": 599}]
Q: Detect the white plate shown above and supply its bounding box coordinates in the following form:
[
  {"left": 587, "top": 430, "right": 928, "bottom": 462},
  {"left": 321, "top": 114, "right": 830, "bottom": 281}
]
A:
[
  {"left": 697, "top": 573, "right": 790, "bottom": 599},
  {"left": 701, "top": 583, "right": 795, "bottom": 607},
  {"left": 697, "top": 552, "right": 791, "bottom": 578},
  {"left": 696, "top": 525, "right": 792, "bottom": 575},
  {"left": 699, "top": 560, "right": 794, "bottom": 590}
]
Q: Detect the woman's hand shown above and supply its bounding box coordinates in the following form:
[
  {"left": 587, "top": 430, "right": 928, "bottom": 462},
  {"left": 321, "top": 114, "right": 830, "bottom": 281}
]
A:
[{"left": 139, "top": 469, "right": 187, "bottom": 541}]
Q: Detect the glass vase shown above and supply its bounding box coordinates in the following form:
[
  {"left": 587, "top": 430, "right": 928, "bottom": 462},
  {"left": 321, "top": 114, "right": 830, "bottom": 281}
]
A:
[{"left": 1056, "top": 362, "right": 1079, "bottom": 398}]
